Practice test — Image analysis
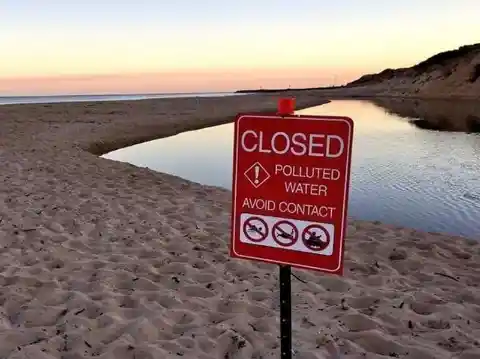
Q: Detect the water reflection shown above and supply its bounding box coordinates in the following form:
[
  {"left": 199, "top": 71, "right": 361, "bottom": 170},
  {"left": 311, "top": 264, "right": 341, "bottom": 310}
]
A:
[
  {"left": 103, "top": 100, "right": 480, "bottom": 238},
  {"left": 369, "top": 98, "right": 480, "bottom": 133}
]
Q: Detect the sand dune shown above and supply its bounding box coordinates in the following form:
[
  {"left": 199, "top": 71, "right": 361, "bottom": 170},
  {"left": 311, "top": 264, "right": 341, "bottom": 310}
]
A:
[
  {"left": 0, "top": 94, "right": 479, "bottom": 358},
  {"left": 347, "top": 43, "right": 480, "bottom": 100},
  {"left": 240, "top": 44, "right": 480, "bottom": 102}
]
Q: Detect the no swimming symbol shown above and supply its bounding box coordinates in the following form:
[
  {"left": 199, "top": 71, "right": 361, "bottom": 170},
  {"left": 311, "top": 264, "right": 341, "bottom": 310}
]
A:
[{"left": 243, "top": 216, "right": 268, "bottom": 242}]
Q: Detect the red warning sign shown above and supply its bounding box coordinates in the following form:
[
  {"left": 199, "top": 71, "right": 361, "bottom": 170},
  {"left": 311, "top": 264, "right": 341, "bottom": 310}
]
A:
[{"left": 230, "top": 111, "right": 354, "bottom": 275}]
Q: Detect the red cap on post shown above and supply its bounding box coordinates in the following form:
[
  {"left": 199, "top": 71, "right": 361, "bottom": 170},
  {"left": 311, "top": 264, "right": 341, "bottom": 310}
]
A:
[{"left": 277, "top": 97, "right": 296, "bottom": 115}]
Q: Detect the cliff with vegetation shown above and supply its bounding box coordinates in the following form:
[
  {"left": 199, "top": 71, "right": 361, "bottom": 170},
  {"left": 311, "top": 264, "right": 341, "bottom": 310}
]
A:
[{"left": 347, "top": 43, "right": 480, "bottom": 99}]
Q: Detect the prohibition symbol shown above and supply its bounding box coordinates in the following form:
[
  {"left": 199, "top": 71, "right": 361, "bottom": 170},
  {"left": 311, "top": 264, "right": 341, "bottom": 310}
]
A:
[
  {"left": 302, "top": 224, "right": 330, "bottom": 251},
  {"left": 243, "top": 216, "right": 268, "bottom": 243},
  {"left": 272, "top": 220, "right": 298, "bottom": 247}
]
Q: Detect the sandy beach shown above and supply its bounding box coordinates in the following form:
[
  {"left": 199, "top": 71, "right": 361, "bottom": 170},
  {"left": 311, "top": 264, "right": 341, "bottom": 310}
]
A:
[{"left": 0, "top": 93, "right": 479, "bottom": 359}]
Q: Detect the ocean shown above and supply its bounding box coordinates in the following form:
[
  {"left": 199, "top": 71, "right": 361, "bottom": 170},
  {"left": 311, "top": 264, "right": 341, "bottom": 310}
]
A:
[
  {"left": 104, "top": 99, "right": 480, "bottom": 239},
  {"left": 0, "top": 92, "right": 243, "bottom": 106}
]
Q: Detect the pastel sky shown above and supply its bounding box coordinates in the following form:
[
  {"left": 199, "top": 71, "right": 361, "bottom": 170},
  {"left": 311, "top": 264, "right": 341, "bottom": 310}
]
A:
[{"left": 1, "top": 0, "right": 479, "bottom": 95}]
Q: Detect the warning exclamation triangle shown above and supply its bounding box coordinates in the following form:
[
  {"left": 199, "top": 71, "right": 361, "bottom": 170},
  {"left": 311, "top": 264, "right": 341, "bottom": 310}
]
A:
[{"left": 244, "top": 162, "right": 270, "bottom": 188}]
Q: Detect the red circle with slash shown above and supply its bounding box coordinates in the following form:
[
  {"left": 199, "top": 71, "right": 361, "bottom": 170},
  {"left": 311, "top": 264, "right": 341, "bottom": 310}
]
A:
[
  {"left": 272, "top": 220, "right": 298, "bottom": 247},
  {"left": 243, "top": 216, "right": 268, "bottom": 243},
  {"left": 301, "top": 224, "right": 330, "bottom": 251}
]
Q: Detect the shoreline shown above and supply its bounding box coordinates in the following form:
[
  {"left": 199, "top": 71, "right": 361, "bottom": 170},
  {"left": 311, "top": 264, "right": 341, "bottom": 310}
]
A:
[
  {"left": 1, "top": 93, "right": 479, "bottom": 358},
  {"left": 0, "top": 92, "right": 245, "bottom": 107},
  {"left": 236, "top": 88, "right": 480, "bottom": 101}
]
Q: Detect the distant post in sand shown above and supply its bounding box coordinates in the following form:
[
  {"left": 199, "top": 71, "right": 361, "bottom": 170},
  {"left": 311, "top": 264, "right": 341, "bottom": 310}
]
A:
[{"left": 230, "top": 97, "right": 354, "bottom": 358}]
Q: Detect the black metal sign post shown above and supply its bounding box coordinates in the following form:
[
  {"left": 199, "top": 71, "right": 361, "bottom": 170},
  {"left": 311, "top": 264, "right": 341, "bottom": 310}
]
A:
[
  {"left": 277, "top": 98, "right": 295, "bottom": 359},
  {"left": 279, "top": 264, "right": 292, "bottom": 359}
]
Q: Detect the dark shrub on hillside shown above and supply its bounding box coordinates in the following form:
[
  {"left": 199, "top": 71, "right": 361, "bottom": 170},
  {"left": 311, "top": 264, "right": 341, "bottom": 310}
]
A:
[
  {"left": 412, "top": 44, "right": 480, "bottom": 72},
  {"left": 469, "top": 64, "right": 480, "bottom": 83},
  {"left": 348, "top": 43, "right": 480, "bottom": 86},
  {"left": 466, "top": 115, "right": 480, "bottom": 133}
]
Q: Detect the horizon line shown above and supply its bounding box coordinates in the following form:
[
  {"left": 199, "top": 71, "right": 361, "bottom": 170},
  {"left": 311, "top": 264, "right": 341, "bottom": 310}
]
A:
[{"left": 0, "top": 90, "right": 243, "bottom": 98}]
